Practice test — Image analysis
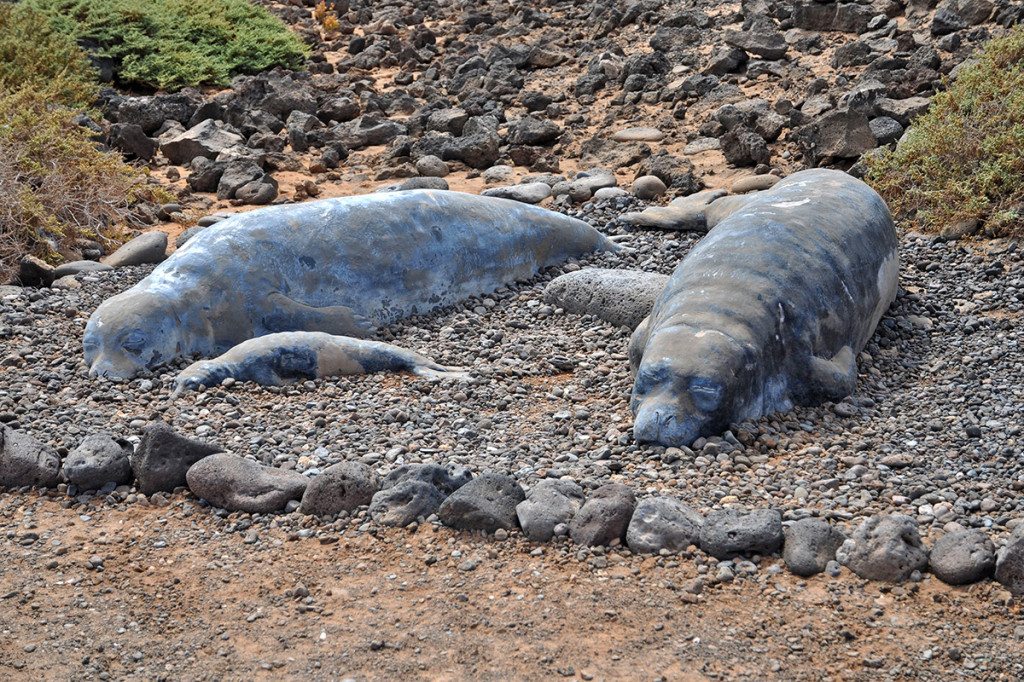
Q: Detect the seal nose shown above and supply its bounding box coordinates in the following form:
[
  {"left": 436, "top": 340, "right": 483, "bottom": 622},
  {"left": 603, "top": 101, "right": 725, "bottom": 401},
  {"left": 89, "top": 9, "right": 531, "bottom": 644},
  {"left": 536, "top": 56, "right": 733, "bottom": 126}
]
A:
[
  {"left": 88, "top": 356, "right": 138, "bottom": 380},
  {"left": 633, "top": 399, "right": 702, "bottom": 447}
]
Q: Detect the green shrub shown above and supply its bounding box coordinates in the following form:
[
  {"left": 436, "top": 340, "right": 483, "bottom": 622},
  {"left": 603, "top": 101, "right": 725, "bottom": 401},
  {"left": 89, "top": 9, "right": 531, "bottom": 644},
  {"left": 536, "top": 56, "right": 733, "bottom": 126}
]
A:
[
  {"left": 866, "top": 27, "right": 1024, "bottom": 237},
  {"left": 26, "top": 0, "right": 309, "bottom": 91},
  {"left": 0, "top": 89, "right": 164, "bottom": 281},
  {"left": 0, "top": 3, "right": 97, "bottom": 108}
]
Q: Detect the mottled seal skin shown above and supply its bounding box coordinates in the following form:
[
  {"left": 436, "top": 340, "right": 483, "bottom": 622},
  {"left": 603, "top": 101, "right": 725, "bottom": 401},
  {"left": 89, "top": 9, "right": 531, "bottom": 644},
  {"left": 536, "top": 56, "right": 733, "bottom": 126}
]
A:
[
  {"left": 630, "top": 169, "right": 899, "bottom": 447},
  {"left": 174, "top": 331, "right": 466, "bottom": 393},
  {"left": 84, "top": 190, "right": 618, "bottom": 378}
]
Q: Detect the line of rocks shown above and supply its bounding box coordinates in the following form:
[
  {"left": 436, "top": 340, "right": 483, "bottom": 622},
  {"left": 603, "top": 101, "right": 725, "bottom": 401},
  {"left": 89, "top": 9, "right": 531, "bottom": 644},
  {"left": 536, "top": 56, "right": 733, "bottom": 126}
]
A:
[{"left": 2, "top": 420, "right": 1021, "bottom": 595}]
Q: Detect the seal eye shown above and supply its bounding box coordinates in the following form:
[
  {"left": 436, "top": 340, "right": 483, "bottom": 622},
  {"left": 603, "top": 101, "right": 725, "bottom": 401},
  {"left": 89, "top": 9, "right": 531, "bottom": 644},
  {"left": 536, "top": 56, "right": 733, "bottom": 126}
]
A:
[
  {"left": 689, "top": 377, "right": 723, "bottom": 413},
  {"left": 121, "top": 330, "right": 147, "bottom": 354}
]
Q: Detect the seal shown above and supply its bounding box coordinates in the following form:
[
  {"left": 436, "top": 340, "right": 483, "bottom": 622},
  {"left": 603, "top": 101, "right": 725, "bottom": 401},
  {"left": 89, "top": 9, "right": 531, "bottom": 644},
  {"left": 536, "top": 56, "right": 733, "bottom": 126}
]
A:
[
  {"left": 629, "top": 169, "right": 899, "bottom": 447},
  {"left": 84, "top": 190, "right": 619, "bottom": 379},
  {"left": 173, "top": 331, "right": 466, "bottom": 393}
]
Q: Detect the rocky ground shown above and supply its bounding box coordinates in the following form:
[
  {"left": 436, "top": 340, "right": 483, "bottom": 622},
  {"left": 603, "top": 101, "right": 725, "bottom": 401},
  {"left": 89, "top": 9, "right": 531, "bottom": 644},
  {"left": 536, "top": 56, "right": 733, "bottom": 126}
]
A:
[{"left": 4, "top": 0, "right": 1024, "bottom": 678}]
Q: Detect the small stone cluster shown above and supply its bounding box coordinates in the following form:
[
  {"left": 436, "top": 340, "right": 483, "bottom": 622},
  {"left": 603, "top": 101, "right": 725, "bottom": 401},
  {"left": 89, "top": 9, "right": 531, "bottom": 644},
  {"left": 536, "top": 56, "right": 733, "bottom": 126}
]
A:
[{"left": 2, "top": 420, "right": 1022, "bottom": 595}]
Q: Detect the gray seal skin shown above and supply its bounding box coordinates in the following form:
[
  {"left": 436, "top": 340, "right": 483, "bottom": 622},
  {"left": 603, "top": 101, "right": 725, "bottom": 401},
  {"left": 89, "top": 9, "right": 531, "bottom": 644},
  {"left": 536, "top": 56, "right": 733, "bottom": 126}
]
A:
[
  {"left": 629, "top": 169, "right": 899, "bottom": 447},
  {"left": 84, "top": 190, "right": 619, "bottom": 379},
  {"left": 173, "top": 331, "right": 466, "bottom": 393}
]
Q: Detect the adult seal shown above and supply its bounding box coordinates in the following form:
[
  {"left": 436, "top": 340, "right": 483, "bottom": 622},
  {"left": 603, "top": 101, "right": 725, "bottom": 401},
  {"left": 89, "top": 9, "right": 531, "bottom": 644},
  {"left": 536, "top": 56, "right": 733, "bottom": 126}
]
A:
[
  {"left": 629, "top": 169, "right": 898, "bottom": 447},
  {"left": 173, "top": 331, "right": 466, "bottom": 393},
  {"left": 84, "top": 190, "right": 619, "bottom": 378}
]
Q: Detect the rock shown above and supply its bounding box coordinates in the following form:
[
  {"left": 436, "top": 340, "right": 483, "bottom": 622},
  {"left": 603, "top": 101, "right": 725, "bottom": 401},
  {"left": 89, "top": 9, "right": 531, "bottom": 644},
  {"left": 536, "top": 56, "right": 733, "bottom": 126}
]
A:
[
  {"left": 369, "top": 479, "right": 447, "bottom": 527},
  {"left": 515, "top": 479, "right": 586, "bottom": 542},
  {"left": 16, "top": 255, "right": 55, "bottom": 287},
  {"left": 318, "top": 96, "right": 360, "bottom": 123},
  {"left": 216, "top": 160, "right": 265, "bottom": 201},
  {"left": 569, "top": 169, "right": 617, "bottom": 198},
  {"left": 186, "top": 453, "right": 307, "bottom": 513},
  {"left": 724, "top": 29, "right": 787, "bottom": 60},
  {"left": 875, "top": 97, "right": 931, "bottom": 127},
  {"left": 396, "top": 177, "right": 449, "bottom": 191},
  {"left": 929, "top": 529, "right": 995, "bottom": 585},
  {"left": 611, "top": 127, "right": 665, "bottom": 142},
  {"left": 300, "top": 461, "right": 380, "bottom": 516},
  {"left": 869, "top": 117, "right": 904, "bottom": 146},
  {"left": 481, "top": 182, "right": 552, "bottom": 204},
  {"left": 594, "top": 187, "right": 629, "bottom": 200},
  {"left": 235, "top": 180, "right": 279, "bottom": 205},
  {"left": 437, "top": 472, "right": 525, "bottom": 532},
  {"left": 705, "top": 46, "right": 749, "bottom": 76},
  {"left": 731, "top": 175, "right": 780, "bottom": 193},
  {"left": 482, "top": 165, "right": 516, "bottom": 184},
  {"left": 175, "top": 225, "right": 212, "bottom": 249},
  {"left": 626, "top": 497, "right": 703, "bottom": 554},
  {"left": 186, "top": 157, "right": 225, "bottom": 193},
  {"left": 51, "top": 276, "right": 81, "bottom": 290},
  {"left": 798, "top": 108, "right": 877, "bottom": 165},
  {"left": 508, "top": 117, "right": 562, "bottom": 146},
  {"left": 108, "top": 124, "right": 158, "bottom": 161},
  {"left": 569, "top": 483, "right": 636, "bottom": 547},
  {"left": 103, "top": 232, "right": 168, "bottom": 268},
  {"left": 700, "top": 509, "right": 784, "bottom": 559},
  {"left": 544, "top": 268, "right": 669, "bottom": 330},
  {"left": 132, "top": 422, "right": 223, "bottom": 495},
  {"left": 684, "top": 137, "right": 721, "bottom": 154},
  {"left": 793, "top": 1, "right": 875, "bottom": 33},
  {"left": 160, "top": 120, "right": 244, "bottom": 166},
  {"left": 621, "top": 188, "right": 727, "bottom": 231},
  {"left": 335, "top": 115, "right": 407, "bottom": 149},
  {"left": 836, "top": 515, "right": 929, "bottom": 582},
  {"left": 52, "top": 261, "right": 112, "bottom": 278},
  {"left": 380, "top": 463, "right": 472, "bottom": 496},
  {"left": 932, "top": 6, "right": 968, "bottom": 35},
  {"left": 632, "top": 175, "right": 667, "bottom": 200},
  {"left": 415, "top": 155, "right": 449, "bottom": 177},
  {"left": 0, "top": 425, "right": 60, "bottom": 489},
  {"left": 783, "top": 519, "right": 847, "bottom": 577},
  {"left": 62, "top": 434, "right": 133, "bottom": 490},
  {"left": 721, "top": 126, "right": 770, "bottom": 167},
  {"left": 994, "top": 527, "right": 1024, "bottom": 595}
]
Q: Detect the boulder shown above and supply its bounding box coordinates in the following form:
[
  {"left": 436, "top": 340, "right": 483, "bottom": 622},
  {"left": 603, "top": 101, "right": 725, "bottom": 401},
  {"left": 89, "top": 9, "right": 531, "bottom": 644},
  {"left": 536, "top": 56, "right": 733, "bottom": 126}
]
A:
[
  {"left": 62, "top": 433, "right": 133, "bottom": 490},
  {"left": 186, "top": 453, "right": 307, "bottom": 513},
  {"left": 626, "top": 497, "right": 703, "bottom": 554},
  {"left": 481, "top": 182, "right": 552, "bottom": 204},
  {"left": 783, "top": 518, "right": 847, "bottom": 577},
  {"left": 300, "top": 461, "right": 380, "bottom": 516},
  {"left": 798, "top": 108, "right": 877, "bottom": 165},
  {"left": 700, "top": 509, "right": 784, "bottom": 559},
  {"left": 369, "top": 479, "right": 447, "bottom": 527},
  {"left": 721, "top": 126, "right": 770, "bottom": 167},
  {"left": 415, "top": 155, "right": 449, "bottom": 177},
  {"left": 929, "top": 529, "right": 995, "bottom": 585},
  {"left": 994, "top": 527, "right": 1024, "bottom": 595},
  {"left": 544, "top": 268, "right": 669, "bottom": 330},
  {"left": 611, "top": 127, "right": 665, "bottom": 142},
  {"left": 0, "top": 425, "right": 60, "bottom": 489},
  {"left": 632, "top": 175, "right": 667, "bottom": 200},
  {"left": 132, "top": 422, "right": 223, "bottom": 495},
  {"left": 381, "top": 463, "right": 472, "bottom": 496},
  {"left": 52, "top": 261, "right": 112, "bottom": 278},
  {"left": 792, "top": 1, "right": 875, "bottom": 33},
  {"left": 569, "top": 483, "right": 636, "bottom": 547},
  {"left": 160, "top": 120, "right": 244, "bottom": 166},
  {"left": 437, "top": 473, "right": 525, "bottom": 532},
  {"left": 836, "top": 515, "right": 929, "bottom": 582},
  {"left": 17, "top": 255, "right": 55, "bottom": 287},
  {"left": 515, "top": 479, "right": 586, "bottom": 542},
  {"left": 508, "top": 117, "right": 562, "bottom": 146},
  {"left": 108, "top": 123, "right": 158, "bottom": 161},
  {"left": 724, "top": 29, "right": 787, "bottom": 60},
  {"left": 103, "top": 232, "right": 168, "bottom": 268}
]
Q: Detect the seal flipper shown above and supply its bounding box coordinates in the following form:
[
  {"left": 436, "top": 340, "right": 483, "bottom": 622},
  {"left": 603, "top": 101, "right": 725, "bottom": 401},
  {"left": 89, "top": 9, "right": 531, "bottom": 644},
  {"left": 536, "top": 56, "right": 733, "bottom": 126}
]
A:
[
  {"left": 803, "top": 346, "right": 857, "bottom": 404},
  {"left": 265, "top": 292, "right": 374, "bottom": 338}
]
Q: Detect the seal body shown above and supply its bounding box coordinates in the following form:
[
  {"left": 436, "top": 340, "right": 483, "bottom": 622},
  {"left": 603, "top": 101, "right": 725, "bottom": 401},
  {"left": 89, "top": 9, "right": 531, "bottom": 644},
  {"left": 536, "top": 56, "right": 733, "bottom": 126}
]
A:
[
  {"left": 174, "top": 331, "right": 465, "bottom": 392},
  {"left": 630, "top": 169, "right": 898, "bottom": 446},
  {"left": 84, "top": 190, "right": 618, "bottom": 378}
]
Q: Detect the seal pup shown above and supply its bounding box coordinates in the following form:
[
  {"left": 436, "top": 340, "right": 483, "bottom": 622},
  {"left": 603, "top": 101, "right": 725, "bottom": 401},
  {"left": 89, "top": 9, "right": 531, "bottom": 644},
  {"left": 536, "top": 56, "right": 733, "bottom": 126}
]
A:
[
  {"left": 173, "top": 331, "right": 466, "bottom": 393},
  {"left": 84, "top": 190, "right": 619, "bottom": 379},
  {"left": 629, "top": 169, "right": 899, "bottom": 447}
]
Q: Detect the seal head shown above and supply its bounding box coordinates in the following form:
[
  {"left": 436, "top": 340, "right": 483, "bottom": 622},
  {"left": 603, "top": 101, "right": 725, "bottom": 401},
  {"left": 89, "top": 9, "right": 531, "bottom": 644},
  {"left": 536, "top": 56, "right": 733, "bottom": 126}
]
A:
[{"left": 84, "top": 290, "right": 185, "bottom": 379}]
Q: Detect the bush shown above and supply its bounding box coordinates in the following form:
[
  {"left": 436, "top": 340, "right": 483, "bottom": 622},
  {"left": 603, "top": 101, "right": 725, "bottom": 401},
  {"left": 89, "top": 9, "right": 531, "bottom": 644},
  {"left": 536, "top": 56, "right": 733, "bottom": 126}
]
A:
[
  {"left": 26, "top": 0, "right": 309, "bottom": 91},
  {"left": 866, "top": 27, "right": 1024, "bottom": 237},
  {"left": 0, "top": 89, "right": 163, "bottom": 281},
  {"left": 0, "top": 3, "right": 97, "bottom": 108}
]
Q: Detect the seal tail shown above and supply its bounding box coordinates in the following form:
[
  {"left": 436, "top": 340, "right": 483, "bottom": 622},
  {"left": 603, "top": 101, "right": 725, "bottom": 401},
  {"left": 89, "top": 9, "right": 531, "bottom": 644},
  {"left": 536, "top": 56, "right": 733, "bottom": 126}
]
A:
[{"left": 412, "top": 364, "right": 471, "bottom": 381}]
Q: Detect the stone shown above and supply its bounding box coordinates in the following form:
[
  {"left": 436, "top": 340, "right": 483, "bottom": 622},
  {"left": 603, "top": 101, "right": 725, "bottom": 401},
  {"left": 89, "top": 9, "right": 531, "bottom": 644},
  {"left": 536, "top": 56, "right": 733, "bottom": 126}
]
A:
[
  {"left": 132, "top": 422, "right": 223, "bottom": 495},
  {"left": 632, "top": 175, "right": 667, "bottom": 200},
  {"left": 186, "top": 453, "right": 307, "bottom": 513},
  {"left": 216, "top": 160, "right": 265, "bottom": 201},
  {"left": 334, "top": 115, "right": 407, "bottom": 149},
  {"left": 783, "top": 518, "right": 847, "bottom": 577},
  {"left": 724, "top": 29, "right": 787, "bottom": 60},
  {"left": 793, "top": 1, "right": 875, "bottom": 33},
  {"left": 570, "top": 169, "right": 617, "bottom": 197},
  {"left": 594, "top": 187, "right": 629, "bottom": 199},
  {"left": 700, "top": 509, "right": 784, "bottom": 559},
  {"left": 508, "top": 117, "right": 562, "bottom": 146},
  {"left": 704, "top": 46, "right": 749, "bottom": 76},
  {"left": 160, "top": 120, "right": 244, "bottom": 166},
  {"left": 731, "top": 175, "right": 780, "bottom": 193},
  {"left": 103, "top": 232, "right": 168, "bottom": 268},
  {"left": 396, "top": 177, "right": 449, "bottom": 191},
  {"left": 929, "top": 529, "right": 995, "bottom": 585},
  {"left": 798, "top": 108, "right": 877, "bottom": 165},
  {"left": 235, "top": 180, "right": 279, "bottom": 205},
  {"left": 17, "top": 255, "right": 55, "bottom": 287},
  {"left": 544, "top": 268, "right": 669, "bottom": 330},
  {"left": 437, "top": 473, "right": 525, "bottom": 532},
  {"left": 108, "top": 124, "right": 158, "bottom": 161},
  {"left": 569, "top": 483, "right": 636, "bottom": 547},
  {"left": 369, "top": 479, "right": 447, "bottom": 527},
  {"left": 875, "top": 97, "right": 931, "bottom": 127},
  {"left": 721, "top": 126, "right": 770, "bottom": 167},
  {"left": 994, "top": 527, "right": 1024, "bottom": 595},
  {"left": 300, "top": 461, "right": 380, "bottom": 516},
  {"left": 52, "top": 261, "right": 112, "bottom": 278},
  {"left": 481, "top": 182, "right": 552, "bottom": 204},
  {"left": 415, "top": 155, "right": 449, "bottom": 177},
  {"left": 380, "top": 463, "right": 472, "bottom": 496},
  {"left": 62, "top": 433, "right": 133, "bottom": 490},
  {"left": 611, "top": 127, "right": 665, "bottom": 142},
  {"left": 515, "top": 479, "right": 586, "bottom": 542},
  {"left": 869, "top": 117, "right": 904, "bottom": 146},
  {"left": 684, "top": 137, "right": 721, "bottom": 154},
  {"left": 836, "top": 515, "right": 929, "bottom": 582},
  {"left": 626, "top": 496, "right": 703, "bottom": 554},
  {"left": 427, "top": 108, "right": 469, "bottom": 135},
  {"left": 0, "top": 425, "right": 60, "bottom": 489}
]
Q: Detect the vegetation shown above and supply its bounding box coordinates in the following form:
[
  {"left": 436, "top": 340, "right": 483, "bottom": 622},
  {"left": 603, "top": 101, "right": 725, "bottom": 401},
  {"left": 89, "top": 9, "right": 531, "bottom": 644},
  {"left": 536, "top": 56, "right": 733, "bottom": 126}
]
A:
[
  {"left": 866, "top": 27, "right": 1024, "bottom": 237},
  {"left": 26, "top": 0, "right": 309, "bottom": 91}
]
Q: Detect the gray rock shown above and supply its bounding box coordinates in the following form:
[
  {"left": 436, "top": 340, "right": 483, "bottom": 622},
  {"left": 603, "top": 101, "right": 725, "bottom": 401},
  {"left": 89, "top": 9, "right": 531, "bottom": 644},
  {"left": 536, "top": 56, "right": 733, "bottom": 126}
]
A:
[
  {"left": 721, "top": 126, "right": 770, "bottom": 167},
  {"left": 836, "top": 515, "right": 929, "bottom": 582},
  {"left": 186, "top": 453, "right": 307, "bottom": 513},
  {"left": 0, "top": 425, "right": 60, "bottom": 489},
  {"left": 235, "top": 180, "right": 279, "bottom": 205},
  {"left": 108, "top": 123, "right": 157, "bottom": 161},
  {"left": 508, "top": 117, "right": 562, "bottom": 146},
  {"left": 869, "top": 117, "right": 904, "bottom": 146},
  {"left": 62, "top": 433, "right": 133, "bottom": 490},
  {"left": 369, "top": 479, "right": 447, "bottom": 527},
  {"left": 700, "top": 509, "right": 784, "bottom": 559},
  {"left": 570, "top": 169, "right": 617, "bottom": 198},
  {"left": 632, "top": 175, "right": 667, "bottom": 200},
  {"left": 104, "top": 232, "right": 168, "bottom": 268},
  {"left": 300, "top": 461, "right": 380, "bottom": 516},
  {"left": 569, "top": 483, "right": 636, "bottom": 547},
  {"left": 783, "top": 518, "right": 847, "bottom": 577},
  {"left": 381, "top": 463, "right": 472, "bottom": 496},
  {"left": 396, "top": 177, "right": 449, "bottom": 191},
  {"left": 929, "top": 529, "right": 995, "bottom": 585},
  {"left": 683, "top": 137, "right": 721, "bottom": 154},
  {"left": 724, "top": 29, "right": 787, "bottom": 60},
  {"left": 16, "top": 255, "right": 54, "bottom": 287},
  {"left": 994, "top": 527, "right": 1024, "bottom": 595},
  {"left": 53, "top": 261, "right": 112, "bottom": 278},
  {"left": 793, "top": 0, "right": 875, "bottom": 33},
  {"left": 798, "top": 108, "right": 877, "bottom": 165},
  {"left": 626, "top": 496, "right": 703, "bottom": 554},
  {"left": 415, "top": 155, "right": 449, "bottom": 177},
  {"left": 544, "top": 268, "right": 669, "bottom": 330},
  {"left": 437, "top": 472, "right": 525, "bottom": 531},
  {"left": 160, "top": 119, "right": 244, "bottom": 165},
  {"left": 611, "top": 127, "right": 665, "bottom": 142},
  {"left": 515, "top": 479, "right": 586, "bottom": 542},
  {"left": 481, "top": 182, "right": 552, "bottom": 204},
  {"left": 875, "top": 97, "right": 931, "bottom": 127},
  {"left": 132, "top": 422, "right": 223, "bottom": 495},
  {"left": 594, "top": 187, "right": 629, "bottom": 200},
  {"left": 216, "top": 160, "right": 265, "bottom": 201}
]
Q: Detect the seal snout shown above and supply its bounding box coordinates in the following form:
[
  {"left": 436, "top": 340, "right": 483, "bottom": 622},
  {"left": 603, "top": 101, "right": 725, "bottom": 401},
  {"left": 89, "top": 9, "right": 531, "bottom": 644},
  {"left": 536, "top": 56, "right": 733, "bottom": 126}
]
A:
[{"left": 632, "top": 396, "right": 705, "bottom": 447}]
